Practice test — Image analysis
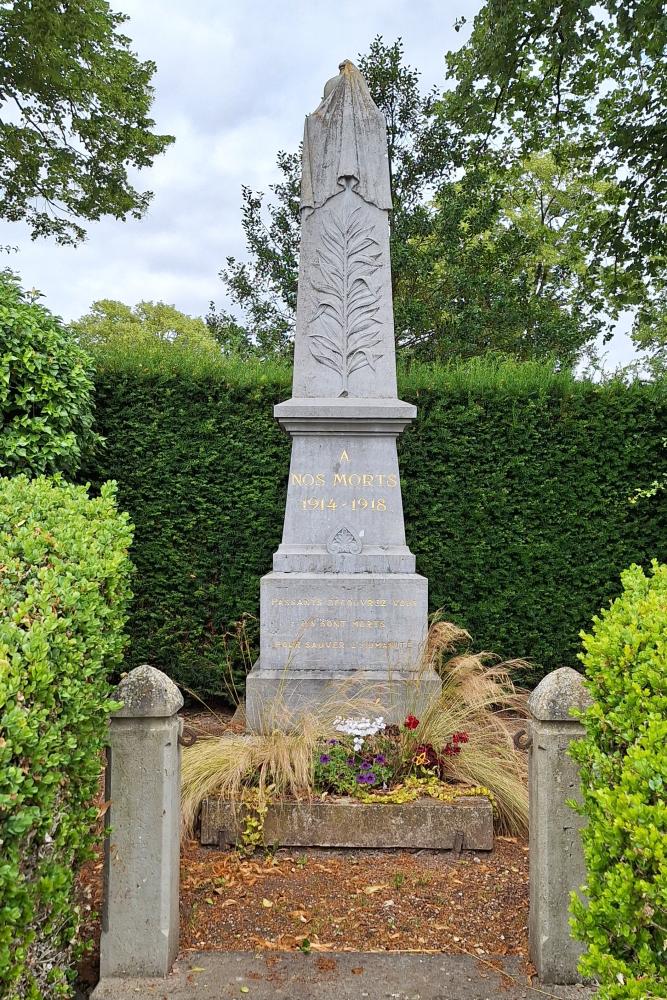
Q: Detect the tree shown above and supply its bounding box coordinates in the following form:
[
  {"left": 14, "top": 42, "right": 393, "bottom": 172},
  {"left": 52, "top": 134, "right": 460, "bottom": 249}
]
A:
[
  {"left": 216, "top": 34, "right": 653, "bottom": 365},
  {"left": 0, "top": 269, "right": 99, "bottom": 477},
  {"left": 400, "top": 150, "right": 629, "bottom": 363},
  {"left": 73, "top": 299, "right": 219, "bottom": 351},
  {"left": 443, "top": 0, "right": 667, "bottom": 318},
  {"left": 0, "top": 0, "right": 173, "bottom": 243}
]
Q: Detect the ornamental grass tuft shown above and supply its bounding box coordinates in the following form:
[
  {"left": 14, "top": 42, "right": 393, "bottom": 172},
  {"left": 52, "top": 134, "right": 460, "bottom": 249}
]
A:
[{"left": 180, "top": 617, "right": 529, "bottom": 839}]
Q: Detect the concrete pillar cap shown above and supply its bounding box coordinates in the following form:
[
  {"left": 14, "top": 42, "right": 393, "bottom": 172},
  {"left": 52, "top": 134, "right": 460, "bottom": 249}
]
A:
[
  {"left": 113, "top": 663, "right": 184, "bottom": 719},
  {"left": 528, "top": 666, "right": 593, "bottom": 722}
]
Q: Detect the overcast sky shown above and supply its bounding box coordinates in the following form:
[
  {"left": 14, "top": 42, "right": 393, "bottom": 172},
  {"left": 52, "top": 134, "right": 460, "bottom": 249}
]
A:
[{"left": 0, "top": 0, "right": 637, "bottom": 367}]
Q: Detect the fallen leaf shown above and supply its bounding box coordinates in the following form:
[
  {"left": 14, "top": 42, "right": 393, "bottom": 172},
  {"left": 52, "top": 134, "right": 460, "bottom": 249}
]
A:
[
  {"left": 261, "top": 898, "right": 273, "bottom": 908},
  {"left": 362, "top": 884, "right": 390, "bottom": 895},
  {"left": 351, "top": 967, "right": 363, "bottom": 975}
]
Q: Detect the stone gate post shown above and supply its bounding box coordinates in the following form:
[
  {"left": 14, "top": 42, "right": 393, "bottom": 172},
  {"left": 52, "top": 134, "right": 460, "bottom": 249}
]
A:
[
  {"left": 528, "top": 666, "right": 592, "bottom": 984},
  {"left": 99, "top": 664, "right": 183, "bottom": 980}
]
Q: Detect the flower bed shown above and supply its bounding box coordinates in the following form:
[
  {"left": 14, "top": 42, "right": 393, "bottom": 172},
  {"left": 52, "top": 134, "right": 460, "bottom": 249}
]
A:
[
  {"left": 182, "top": 628, "right": 530, "bottom": 849},
  {"left": 196, "top": 713, "right": 501, "bottom": 852}
]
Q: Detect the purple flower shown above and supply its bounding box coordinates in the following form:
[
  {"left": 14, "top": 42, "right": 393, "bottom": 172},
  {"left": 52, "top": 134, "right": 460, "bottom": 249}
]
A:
[
  {"left": 356, "top": 773, "right": 370, "bottom": 784},
  {"left": 346, "top": 757, "right": 356, "bottom": 767},
  {"left": 366, "top": 773, "right": 377, "bottom": 784},
  {"left": 319, "top": 753, "right": 331, "bottom": 764},
  {"left": 360, "top": 761, "right": 372, "bottom": 771},
  {"left": 328, "top": 739, "right": 339, "bottom": 746},
  {"left": 374, "top": 754, "right": 387, "bottom": 764}
]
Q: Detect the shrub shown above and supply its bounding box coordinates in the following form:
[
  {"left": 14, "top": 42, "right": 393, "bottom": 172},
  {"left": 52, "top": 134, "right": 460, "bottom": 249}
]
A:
[
  {"left": 85, "top": 342, "right": 667, "bottom": 697},
  {"left": 0, "top": 270, "right": 99, "bottom": 478},
  {"left": 0, "top": 475, "right": 133, "bottom": 999},
  {"left": 570, "top": 561, "right": 667, "bottom": 999}
]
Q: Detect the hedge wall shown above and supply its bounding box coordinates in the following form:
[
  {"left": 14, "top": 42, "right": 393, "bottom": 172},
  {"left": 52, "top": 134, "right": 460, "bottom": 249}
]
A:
[{"left": 85, "top": 344, "right": 667, "bottom": 696}]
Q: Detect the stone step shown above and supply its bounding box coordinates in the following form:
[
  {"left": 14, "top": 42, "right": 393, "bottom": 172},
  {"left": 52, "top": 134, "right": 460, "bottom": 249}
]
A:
[{"left": 200, "top": 796, "right": 494, "bottom": 851}]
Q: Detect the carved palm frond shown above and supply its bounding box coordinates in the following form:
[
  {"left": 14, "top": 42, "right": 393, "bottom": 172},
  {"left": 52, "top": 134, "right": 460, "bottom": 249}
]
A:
[{"left": 308, "top": 202, "right": 383, "bottom": 394}]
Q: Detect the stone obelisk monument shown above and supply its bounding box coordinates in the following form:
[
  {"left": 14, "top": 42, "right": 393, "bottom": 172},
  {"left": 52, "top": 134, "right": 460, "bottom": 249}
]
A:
[{"left": 245, "top": 61, "right": 440, "bottom": 729}]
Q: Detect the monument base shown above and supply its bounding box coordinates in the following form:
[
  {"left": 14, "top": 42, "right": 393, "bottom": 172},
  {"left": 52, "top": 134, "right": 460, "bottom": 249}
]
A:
[{"left": 244, "top": 661, "right": 442, "bottom": 733}]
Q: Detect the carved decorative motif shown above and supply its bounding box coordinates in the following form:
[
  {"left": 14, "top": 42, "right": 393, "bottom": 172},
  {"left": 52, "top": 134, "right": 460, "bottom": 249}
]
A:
[
  {"left": 308, "top": 201, "right": 383, "bottom": 396},
  {"left": 327, "top": 525, "right": 363, "bottom": 555}
]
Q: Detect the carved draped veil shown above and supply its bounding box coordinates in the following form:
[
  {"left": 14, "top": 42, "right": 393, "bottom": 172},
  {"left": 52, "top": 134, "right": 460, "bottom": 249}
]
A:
[{"left": 300, "top": 60, "right": 393, "bottom": 217}]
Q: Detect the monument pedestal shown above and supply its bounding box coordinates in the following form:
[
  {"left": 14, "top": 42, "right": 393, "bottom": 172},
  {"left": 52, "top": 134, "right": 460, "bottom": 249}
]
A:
[{"left": 244, "top": 398, "right": 441, "bottom": 731}]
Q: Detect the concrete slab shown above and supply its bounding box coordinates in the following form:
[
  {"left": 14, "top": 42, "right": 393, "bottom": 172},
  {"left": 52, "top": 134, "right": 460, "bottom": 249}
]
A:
[
  {"left": 91, "top": 950, "right": 595, "bottom": 1000},
  {"left": 200, "top": 796, "right": 493, "bottom": 851}
]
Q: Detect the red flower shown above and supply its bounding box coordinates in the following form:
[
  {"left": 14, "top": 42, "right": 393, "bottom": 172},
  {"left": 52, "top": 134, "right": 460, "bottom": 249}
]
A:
[
  {"left": 452, "top": 731, "right": 469, "bottom": 745},
  {"left": 404, "top": 714, "right": 420, "bottom": 730}
]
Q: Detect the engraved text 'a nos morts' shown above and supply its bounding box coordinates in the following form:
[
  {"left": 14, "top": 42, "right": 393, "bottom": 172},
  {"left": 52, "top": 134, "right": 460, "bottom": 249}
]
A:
[{"left": 244, "top": 61, "right": 441, "bottom": 729}]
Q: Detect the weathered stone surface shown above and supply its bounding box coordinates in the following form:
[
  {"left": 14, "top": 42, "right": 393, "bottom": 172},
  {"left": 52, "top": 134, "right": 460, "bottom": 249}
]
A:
[
  {"left": 200, "top": 797, "right": 493, "bottom": 851},
  {"left": 245, "top": 667, "right": 442, "bottom": 733},
  {"left": 528, "top": 669, "right": 590, "bottom": 984},
  {"left": 245, "top": 60, "right": 441, "bottom": 729},
  {"left": 114, "top": 662, "right": 184, "bottom": 719},
  {"left": 99, "top": 666, "right": 181, "bottom": 979},
  {"left": 91, "top": 951, "right": 597, "bottom": 1000},
  {"left": 528, "top": 666, "right": 592, "bottom": 721},
  {"left": 258, "top": 573, "right": 428, "bottom": 672}
]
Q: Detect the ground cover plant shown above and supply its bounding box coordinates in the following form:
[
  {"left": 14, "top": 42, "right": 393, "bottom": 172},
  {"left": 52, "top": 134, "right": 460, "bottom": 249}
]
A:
[
  {"left": 86, "top": 341, "right": 667, "bottom": 697},
  {"left": 571, "top": 561, "right": 667, "bottom": 999},
  {"left": 0, "top": 476, "right": 133, "bottom": 999},
  {"left": 181, "top": 621, "right": 529, "bottom": 842}
]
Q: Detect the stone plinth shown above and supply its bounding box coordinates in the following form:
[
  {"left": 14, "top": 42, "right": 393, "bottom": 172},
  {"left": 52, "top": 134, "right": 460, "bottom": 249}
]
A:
[
  {"left": 528, "top": 667, "right": 592, "bottom": 985},
  {"left": 200, "top": 796, "right": 494, "bottom": 851},
  {"left": 99, "top": 664, "right": 183, "bottom": 981}
]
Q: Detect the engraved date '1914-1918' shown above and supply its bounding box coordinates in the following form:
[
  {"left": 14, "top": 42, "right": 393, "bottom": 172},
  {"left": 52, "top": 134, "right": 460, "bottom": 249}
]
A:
[{"left": 308, "top": 201, "right": 383, "bottom": 396}]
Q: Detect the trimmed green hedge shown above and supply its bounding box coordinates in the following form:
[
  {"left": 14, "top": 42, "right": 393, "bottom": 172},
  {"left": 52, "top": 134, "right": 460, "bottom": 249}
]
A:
[
  {"left": 85, "top": 343, "right": 667, "bottom": 696},
  {"left": 0, "top": 476, "right": 133, "bottom": 999},
  {"left": 571, "top": 561, "right": 667, "bottom": 998}
]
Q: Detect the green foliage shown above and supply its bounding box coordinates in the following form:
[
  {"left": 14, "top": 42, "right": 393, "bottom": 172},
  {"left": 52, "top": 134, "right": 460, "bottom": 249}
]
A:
[
  {"left": 0, "top": 270, "right": 99, "bottom": 478},
  {"left": 0, "top": 0, "right": 173, "bottom": 243},
  {"left": 403, "top": 152, "right": 621, "bottom": 363},
  {"left": 73, "top": 299, "right": 220, "bottom": 352},
  {"left": 444, "top": 0, "right": 667, "bottom": 345},
  {"left": 313, "top": 739, "right": 395, "bottom": 795},
  {"left": 84, "top": 341, "right": 667, "bottom": 698},
  {"left": 570, "top": 562, "right": 667, "bottom": 998},
  {"left": 217, "top": 35, "right": 649, "bottom": 365},
  {"left": 0, "top": 475, "right": 133, "bottom": 999}
]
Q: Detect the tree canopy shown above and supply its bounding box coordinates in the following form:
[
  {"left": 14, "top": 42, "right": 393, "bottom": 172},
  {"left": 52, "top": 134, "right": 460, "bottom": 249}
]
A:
[
  {"left": 216, "top": 35, "right": 651, "bottom": 366},
  {"left": 73, "top": 299, "right": 219, "bottom": 351},
  {"left": 0, "top": 0, "right": 173, "bottom": 243},
  {"left": 443, "top": 0, "right": 667, "bottom": 348}
]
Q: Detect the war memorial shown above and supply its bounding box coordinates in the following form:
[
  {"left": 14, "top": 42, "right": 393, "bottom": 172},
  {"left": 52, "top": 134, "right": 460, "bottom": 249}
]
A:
[{"left": 245, "top": 60, "right": 441, "bottom": 729}]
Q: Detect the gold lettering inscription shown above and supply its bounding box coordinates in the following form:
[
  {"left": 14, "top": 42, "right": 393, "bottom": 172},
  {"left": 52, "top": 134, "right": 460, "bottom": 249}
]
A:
[
  {"left": 329, "top": 473, "right": 398, "bottom": 488},
  {"left": 271, "top": 598, "right": 323, "bottom": 606},
  {"left": 327, "top": 598, "right": 387, "bottom": 607},
  {"left": 299, "top": 496, "right": 387, "bottom": 511},
  {"left": 339, "top": 450, "right": 350, "bottom": 462},
  {"left": 291, "top": 472, "right": 325, "bottom": 486}
]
